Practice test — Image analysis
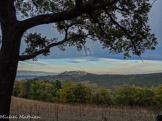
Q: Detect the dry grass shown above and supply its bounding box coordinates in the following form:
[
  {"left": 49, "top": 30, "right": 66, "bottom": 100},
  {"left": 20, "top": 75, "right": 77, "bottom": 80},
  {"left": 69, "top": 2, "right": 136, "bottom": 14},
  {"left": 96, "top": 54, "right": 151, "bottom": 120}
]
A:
[{"left": 10, "top": 97, "right": 160, "bottom": 121}]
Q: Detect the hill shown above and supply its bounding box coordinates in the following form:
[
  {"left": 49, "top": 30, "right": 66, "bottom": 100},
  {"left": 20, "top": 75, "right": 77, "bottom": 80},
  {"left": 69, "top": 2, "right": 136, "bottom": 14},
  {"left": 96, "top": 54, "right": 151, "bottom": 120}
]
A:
[{"left": 38, "top": 71, "right": 162, "bottom": 88}]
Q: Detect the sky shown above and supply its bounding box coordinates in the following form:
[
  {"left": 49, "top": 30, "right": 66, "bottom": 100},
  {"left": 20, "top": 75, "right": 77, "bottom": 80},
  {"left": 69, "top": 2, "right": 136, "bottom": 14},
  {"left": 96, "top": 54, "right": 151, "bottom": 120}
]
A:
[{"left": 18, "top": 0, "right": 162, "bottom": 74}]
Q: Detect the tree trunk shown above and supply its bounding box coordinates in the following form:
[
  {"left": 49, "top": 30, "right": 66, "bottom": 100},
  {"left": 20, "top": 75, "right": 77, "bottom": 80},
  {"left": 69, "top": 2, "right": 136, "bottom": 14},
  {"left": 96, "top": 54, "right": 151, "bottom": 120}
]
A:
[
  {"left": 0, "top": 1, "right": 24, "bottom": 120},
  {"left": 0, "top": 26, "right": 22, "bottom": 121},
  {"left": 0, "top": 59, "right": 18, "bottom": 121}
]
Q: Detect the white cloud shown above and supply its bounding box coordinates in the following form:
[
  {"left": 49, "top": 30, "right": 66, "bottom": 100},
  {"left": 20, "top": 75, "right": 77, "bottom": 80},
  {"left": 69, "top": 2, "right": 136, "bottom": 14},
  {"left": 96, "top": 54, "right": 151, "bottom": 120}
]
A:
[{"left": 18, "top": 57, "right": 162, "bottom": 74}]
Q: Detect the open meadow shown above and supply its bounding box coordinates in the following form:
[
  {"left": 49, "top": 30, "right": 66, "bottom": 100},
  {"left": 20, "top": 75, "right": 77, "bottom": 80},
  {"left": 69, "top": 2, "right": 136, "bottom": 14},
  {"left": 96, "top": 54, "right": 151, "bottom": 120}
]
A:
[{"left": 10, "top": 97, "right": 161, "bottom": 121}]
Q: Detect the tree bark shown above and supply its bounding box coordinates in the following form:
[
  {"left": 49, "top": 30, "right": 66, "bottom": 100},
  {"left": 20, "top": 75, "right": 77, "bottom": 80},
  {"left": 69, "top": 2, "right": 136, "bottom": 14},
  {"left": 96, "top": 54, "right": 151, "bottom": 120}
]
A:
[
  {"left": 0, "top": 59, "right": 18, "bottom": 121},
  {"left": 0, "top": 20, "right": 22, "bottom": 121},
  {"left": 0, "top": 36, "right": 22, "bottom": 121}
]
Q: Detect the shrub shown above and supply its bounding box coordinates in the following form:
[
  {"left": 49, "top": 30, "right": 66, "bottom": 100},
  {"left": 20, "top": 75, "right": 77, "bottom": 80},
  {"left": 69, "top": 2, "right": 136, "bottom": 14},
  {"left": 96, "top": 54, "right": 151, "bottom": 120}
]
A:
[{"left": 92, "top": 87, "right": 112, "bottom": 105}]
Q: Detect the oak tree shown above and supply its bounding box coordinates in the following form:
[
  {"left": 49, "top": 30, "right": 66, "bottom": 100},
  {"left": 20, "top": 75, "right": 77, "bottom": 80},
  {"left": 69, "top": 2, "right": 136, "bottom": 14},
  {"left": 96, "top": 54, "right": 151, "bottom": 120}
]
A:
[{"left": 0, "top": 0, "right": 157, "bottom": 119}]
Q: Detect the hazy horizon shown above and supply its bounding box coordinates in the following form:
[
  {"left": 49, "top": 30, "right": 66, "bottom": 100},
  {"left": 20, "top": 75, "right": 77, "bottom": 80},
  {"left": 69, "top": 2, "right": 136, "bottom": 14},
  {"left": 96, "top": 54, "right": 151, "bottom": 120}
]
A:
[{"left": 18, "top": 57, "right": 162, "bottom": 75}]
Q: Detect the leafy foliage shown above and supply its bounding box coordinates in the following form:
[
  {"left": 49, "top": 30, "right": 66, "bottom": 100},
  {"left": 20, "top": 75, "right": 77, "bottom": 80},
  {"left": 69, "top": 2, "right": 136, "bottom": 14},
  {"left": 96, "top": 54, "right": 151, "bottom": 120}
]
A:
[
  {"left": 60, "top": 80, "right": 75, "bottom": 103},
  {"left": 112, "top": 85, "right": 155, "bottom": 106},
  {"left": 154, "top": 85, "right": 162, "bottom": 107},
  {"left": 13, "top": 79, "right": 162, "bottom": 108},
  {"left": 14, "top": 0, "right": 157, "bottom": 59},
  {"left": 92, "top": 87, "right": 112, "bottom": 105}
]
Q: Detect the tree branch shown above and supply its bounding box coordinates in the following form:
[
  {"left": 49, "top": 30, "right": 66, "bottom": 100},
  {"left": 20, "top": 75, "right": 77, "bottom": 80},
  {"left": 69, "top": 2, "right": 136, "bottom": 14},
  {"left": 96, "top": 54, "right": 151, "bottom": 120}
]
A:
[
  {"left": 104, "top": 8, "right": 137, "bottom": 53},
  {"left": 31, "top": 0, "right": 39, "bottom": 8},
  {"left": 19, "top": 0, "right": 120, "bottom": 31},
  {"left": 0, "top": 0, "right": 17, "bottom": 23},
  {"left": 75, "top": 0, "right": 83, "bottom": 9},
  {"left": 89, "top": 13, "right": 108, "bottom": 37},
  {"left": 19, "top": 34, "right": 86, "bottom": 61}
]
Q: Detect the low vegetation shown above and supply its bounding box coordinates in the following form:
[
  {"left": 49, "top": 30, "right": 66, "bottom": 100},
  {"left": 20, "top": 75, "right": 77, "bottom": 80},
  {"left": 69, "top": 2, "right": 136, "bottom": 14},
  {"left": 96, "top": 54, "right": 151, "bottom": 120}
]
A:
[
  {"left": 13, "top": 79, "right": 162, "bottom": 108},
  {"left": 10, "top": 97, "right": 160, "bottom": 121}
]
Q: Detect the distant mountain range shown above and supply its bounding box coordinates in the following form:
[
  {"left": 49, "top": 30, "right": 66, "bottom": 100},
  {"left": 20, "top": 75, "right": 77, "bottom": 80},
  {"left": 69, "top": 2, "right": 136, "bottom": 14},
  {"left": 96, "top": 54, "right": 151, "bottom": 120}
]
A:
[
  {"left": 16, "top": 70, "right": 162, "bottom": 88},
  {"left": 37, "top": 71, "right": 162, "bottom": 88}
]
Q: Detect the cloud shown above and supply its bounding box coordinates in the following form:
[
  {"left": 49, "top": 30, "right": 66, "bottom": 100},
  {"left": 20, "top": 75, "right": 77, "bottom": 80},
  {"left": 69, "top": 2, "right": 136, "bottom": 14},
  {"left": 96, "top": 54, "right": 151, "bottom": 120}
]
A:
[
  {"left": 18, "top": 57, "right": 162, "bottom": 74},
  {"left": 66, "top": 60, "right": 81, "bottom": 63},
  {"left": 19, "top": 60, "right": 47, "bottom": 66},
  {"left": 65, "top": 57, "right": 101, "bottom": 63},
  {"left": 65, "top": 57, "right": 120, "bottom": 63}
]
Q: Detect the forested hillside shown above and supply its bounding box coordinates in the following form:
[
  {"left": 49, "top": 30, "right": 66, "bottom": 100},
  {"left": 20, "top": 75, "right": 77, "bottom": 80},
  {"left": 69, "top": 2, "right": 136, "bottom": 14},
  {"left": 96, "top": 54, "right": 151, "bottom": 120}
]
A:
[{"left": 38, "top": 71, "right": 162, "bottom": 88}]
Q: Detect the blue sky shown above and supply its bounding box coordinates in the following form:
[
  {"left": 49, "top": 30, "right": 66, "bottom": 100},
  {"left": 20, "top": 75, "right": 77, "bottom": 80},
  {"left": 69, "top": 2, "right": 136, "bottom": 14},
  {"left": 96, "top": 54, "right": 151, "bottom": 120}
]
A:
[{"left": 18, "top": 0, "right": 162, "bottom": 74}]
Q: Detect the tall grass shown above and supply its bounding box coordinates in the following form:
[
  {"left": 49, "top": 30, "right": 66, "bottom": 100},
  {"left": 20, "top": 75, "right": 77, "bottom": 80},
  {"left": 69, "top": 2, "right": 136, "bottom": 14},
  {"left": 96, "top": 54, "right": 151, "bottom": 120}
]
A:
[{"left": 10, "top": 97, "right": 160, "bottom": 121}]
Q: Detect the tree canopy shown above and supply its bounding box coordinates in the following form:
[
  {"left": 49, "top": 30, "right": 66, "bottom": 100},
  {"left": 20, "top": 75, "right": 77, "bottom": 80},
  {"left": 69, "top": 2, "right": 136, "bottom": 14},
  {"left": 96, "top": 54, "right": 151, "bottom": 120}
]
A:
[
  {"left": 6, "top": 0, "right": 157, "bottom": 61},
  {"left": 13, "top": 79, "right": 162, "bottom": 107}
]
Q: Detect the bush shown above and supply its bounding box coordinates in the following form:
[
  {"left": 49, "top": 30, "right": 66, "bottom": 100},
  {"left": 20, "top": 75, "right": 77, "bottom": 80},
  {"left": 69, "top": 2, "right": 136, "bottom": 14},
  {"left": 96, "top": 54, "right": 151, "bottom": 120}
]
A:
[
  {"left": 60, "top": 82, "right": 93, "bottom": 104},
  {"left": 112, "top": 85, "right": 137, "bottom": 106},
  {"left": 154, "top": 85, "right": 162, "bottom": 107},
  {"left": 133, "top": 86, "right": 154, "bottom": 106},
  {"left": 92, "top": 87, "right": 112, "bottom": 105}
]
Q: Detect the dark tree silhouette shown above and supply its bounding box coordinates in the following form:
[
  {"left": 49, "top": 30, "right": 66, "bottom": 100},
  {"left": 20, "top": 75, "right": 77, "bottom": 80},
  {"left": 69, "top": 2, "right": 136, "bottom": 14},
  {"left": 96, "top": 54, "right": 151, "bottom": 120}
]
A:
[{"left": 0, "top": 0, "right": 157, "bottom": 120}]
